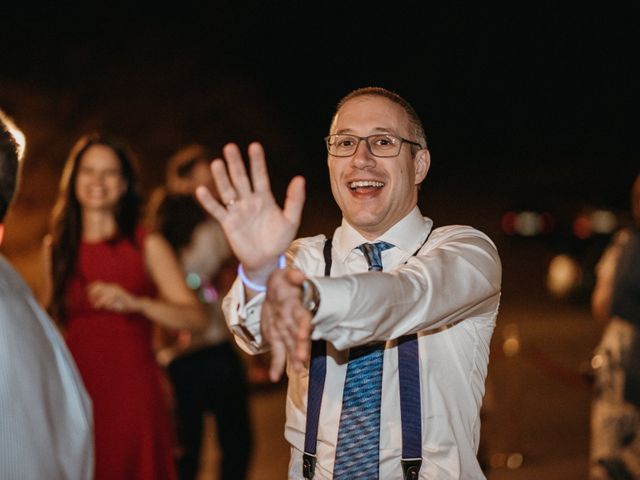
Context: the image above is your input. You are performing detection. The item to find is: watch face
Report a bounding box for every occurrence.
[302,280,319,315]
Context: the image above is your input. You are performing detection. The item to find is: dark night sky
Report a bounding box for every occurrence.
[0,3,637,236]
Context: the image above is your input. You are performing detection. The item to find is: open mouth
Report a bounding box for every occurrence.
[86,188,107,197]
[348,180,385,192]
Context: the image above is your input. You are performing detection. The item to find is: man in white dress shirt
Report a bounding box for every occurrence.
[196,87,501,479]
[0,114,94,479]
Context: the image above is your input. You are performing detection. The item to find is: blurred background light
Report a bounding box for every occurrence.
[546,254,582,299]
[501,210,554,237]
[502,323,521,357]
[590,209,618,234]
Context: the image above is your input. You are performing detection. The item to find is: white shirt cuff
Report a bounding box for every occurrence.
[225,278,268,354]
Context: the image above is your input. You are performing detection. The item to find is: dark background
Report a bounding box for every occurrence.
[0,3,637,239]
[0,5,637,476]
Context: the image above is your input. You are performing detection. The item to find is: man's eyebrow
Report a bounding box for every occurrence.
[333,127,396,135]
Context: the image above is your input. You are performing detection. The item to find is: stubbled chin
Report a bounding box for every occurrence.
[343,202,386,228]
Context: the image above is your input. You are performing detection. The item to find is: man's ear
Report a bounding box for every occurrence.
[414,149,431,185]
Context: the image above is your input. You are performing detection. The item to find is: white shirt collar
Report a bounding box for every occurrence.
[332,206,433,262]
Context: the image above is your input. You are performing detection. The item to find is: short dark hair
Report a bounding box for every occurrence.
[331,86,427,151]
[166,144,212,184]
[0,117,20,222]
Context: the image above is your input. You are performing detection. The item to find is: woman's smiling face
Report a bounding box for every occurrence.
[75,144,126,212]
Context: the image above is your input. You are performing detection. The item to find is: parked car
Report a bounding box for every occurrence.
[500,203,556,238]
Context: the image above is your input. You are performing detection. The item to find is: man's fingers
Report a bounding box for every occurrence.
[195,185,227,221]
[261,301,288,382]
[210,157,238,206]
[278,314,299,357]
[293,307,312,368]
[265,267,310,372]
[224,143,253,197]
[260,301,274,343]
[269,339,287,383]
[283,176,306,227]
[248,142,272,194]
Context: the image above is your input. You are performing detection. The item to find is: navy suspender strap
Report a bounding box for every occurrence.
[303,230,433,480]
[302,239,333,480]
[398,334,422,479]
[398,233,433,480]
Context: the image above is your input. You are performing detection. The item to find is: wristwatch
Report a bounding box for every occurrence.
[301,279,320,317]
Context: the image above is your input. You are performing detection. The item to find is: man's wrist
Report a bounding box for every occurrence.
[238,254,286,292]
[301,279,320,317]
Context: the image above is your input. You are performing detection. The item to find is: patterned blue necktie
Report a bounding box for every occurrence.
[333,241,393,479]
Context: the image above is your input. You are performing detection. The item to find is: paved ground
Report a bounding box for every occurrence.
[482,301,597,479]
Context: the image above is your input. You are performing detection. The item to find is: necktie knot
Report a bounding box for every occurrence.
[358,241,394,272]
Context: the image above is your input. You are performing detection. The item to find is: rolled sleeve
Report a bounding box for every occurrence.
[222,277,269,354]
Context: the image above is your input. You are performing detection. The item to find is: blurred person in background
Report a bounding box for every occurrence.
[0,113,93,479]
[149,144,253,480]
[40,133,207,480]
[590,172,640,479]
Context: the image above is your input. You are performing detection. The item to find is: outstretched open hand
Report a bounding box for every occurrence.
[195,142,305,274]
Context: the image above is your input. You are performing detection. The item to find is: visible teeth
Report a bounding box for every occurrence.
[349,180,384,188]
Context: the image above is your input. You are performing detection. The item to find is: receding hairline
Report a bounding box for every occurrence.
[330,87,427,149]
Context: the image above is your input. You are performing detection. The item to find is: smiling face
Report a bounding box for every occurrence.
[328,95,430,239]
[74,144,127,212]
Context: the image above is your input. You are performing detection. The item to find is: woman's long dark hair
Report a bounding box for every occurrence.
[48,133,141,323]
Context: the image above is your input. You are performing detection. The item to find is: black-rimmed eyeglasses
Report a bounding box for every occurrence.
[324,134,424,158]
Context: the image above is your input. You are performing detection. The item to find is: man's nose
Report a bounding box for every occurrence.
[351,139,376,168]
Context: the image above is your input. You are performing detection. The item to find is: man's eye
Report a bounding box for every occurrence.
[372,135,396,147]
[338,138,355,147]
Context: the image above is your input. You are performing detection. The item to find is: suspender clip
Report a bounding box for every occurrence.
[302,452,317,479]
[401,458,422,480]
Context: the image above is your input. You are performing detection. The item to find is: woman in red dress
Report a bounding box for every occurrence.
[41,133,207,480]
